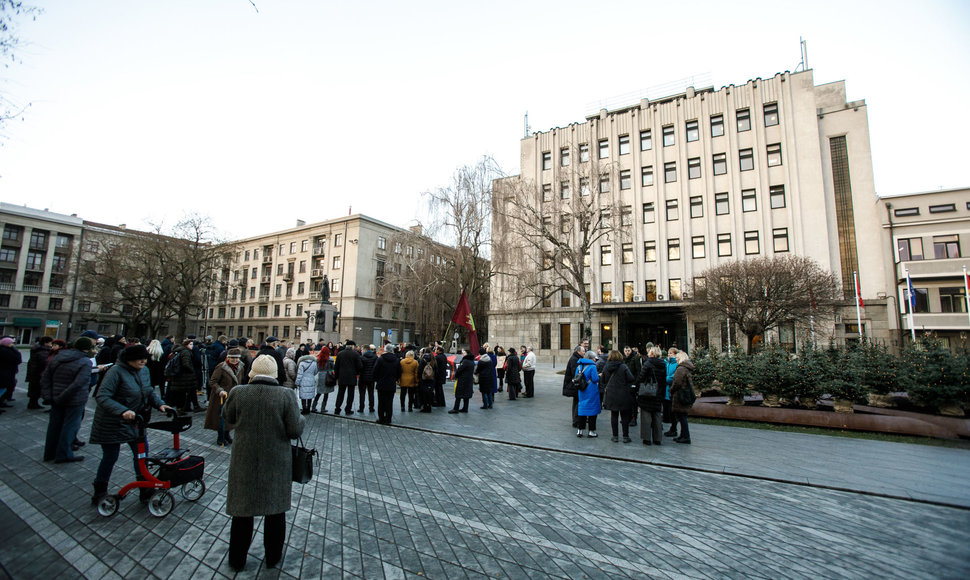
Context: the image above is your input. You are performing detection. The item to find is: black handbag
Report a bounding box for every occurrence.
[291,436,316,484]
[637,378,659,399]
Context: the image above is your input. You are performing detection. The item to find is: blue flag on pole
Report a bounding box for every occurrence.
[906,273,917,309]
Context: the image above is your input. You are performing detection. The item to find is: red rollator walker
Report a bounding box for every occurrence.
[97,409,206,518]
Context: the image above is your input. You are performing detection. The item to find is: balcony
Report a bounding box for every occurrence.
[53,244,72,255]
[312,245,326,256]
[0,282,13,291]
[257,293,270,302]
[260,275,272,284]
[0,258,16,268]
[262,255,273,264]
[24,264,45,272]
[283,273,293,281]
[897,257,970,280]
[2,235,22,246]
[49,286,67,295]
[28,240,47,250]
[310,269,324,278]
[22,285,42,293]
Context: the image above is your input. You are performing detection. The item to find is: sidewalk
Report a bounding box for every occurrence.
[354,365,970,509]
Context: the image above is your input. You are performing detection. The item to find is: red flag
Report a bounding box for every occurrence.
[854,272,865,308]
[451,291,479,354]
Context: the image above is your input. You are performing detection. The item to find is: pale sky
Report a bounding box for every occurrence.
[1,0,968,241]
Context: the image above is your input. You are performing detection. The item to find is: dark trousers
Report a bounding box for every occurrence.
[577,415,597,431]
[334,384,355,412]
[399,388,414,410]
[357,381,375,411]
[571,396,580,428]
[376,390,394,424]
[640,409,663,443]
[311,393,329,412]
[610,409,633,437]
[675,412,691,440]
[44,404,84,461]
[507,380,520,399]
[452,397,469,412]
[433,382,446,406]
[524,370,535,397]
[96,440,141,485]
[662,398,676,432]
[229,513,285,570]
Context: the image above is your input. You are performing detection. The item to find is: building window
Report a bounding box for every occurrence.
[25,251,44,270]
[598,139,609,159]
[693,277,707,300]
[897,237,924,261]
[664,162,676,183]
[641,166,654,186]
[558,323,570,349]
[711,114,724,137]
[244,250,250,261]
[667,238,681,260]
[690,196,703,218]
[744,231,760,255]
[22,296,38,309]
[766,143,783,166]
[904,287,929,314]
[0,248,15,264]
[712,152,727,176]
[894,207,919,217]
[301,240,309,252]
[645,280,657,302]
[331,277,341,293]
[2,225,22,242]
[289,241,296,254]
[600,245,612,266]
[78,300,91,312]
[579,143,590,162]
[642,202,655,224]
[0,294,9,307]
[669,279,683,300]
[691,236,705,259]
[49,297,63,310]
[664,199,680,222]
[621,281,633,302]
[377,237,386,251]
[715,192,730,215]
[394,242,402,254]
[769,185,786,209]
[599,174,610,193]
[940,287,968,313]
[685,120,699,143]
[687,157,701,180]
[560,216,570,234]
[929,204,956,214]
[580,177,590,196]
[742,189,757,212]
[29,230,48,249]
[600,282,612,303]
[933,235,960,259]
[542,183,552,201]
[764,102,779,126]
[583,251,590,267]
[258,306,268,317]
[275,284,282,297]
[561,288,571,308]
[279,244,285,256]
[333,255,342,269]
[773,228,789,253]
[718,233,732,257]
[662,125,675,147]
[619,170,631,190]
[542,286,551,307]
[298,281,305,294]
[334,233,343,247]
[621,205,633,226]
[739,148,754,171]
[277,263,284,276]
[644,241,657,262]
[560,182,570,199]
[737,108,751,132]
[542,151,552,170]
[622,243,634,264]
[273,305,281,316]
[640,130,652,151]
[618,134,630,155]
[560,147,570,167]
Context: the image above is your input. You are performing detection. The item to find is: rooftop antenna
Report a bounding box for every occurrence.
[524,111,531,138]
[348,206,352,215]
[796,37,809,71]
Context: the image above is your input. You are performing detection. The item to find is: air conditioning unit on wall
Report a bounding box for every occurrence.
[633,294,643,301]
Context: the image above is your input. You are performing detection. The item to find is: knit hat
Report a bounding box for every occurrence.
[249,354,278,379]
[227,339,239,347]
[73,337,95,351]
[120,344,150,361]
[0,337,14,347]
[80,329,101,339]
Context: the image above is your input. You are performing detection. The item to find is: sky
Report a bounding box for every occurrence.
[1,0,968,241]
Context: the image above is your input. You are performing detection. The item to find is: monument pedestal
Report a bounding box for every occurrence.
[301,302,340,345]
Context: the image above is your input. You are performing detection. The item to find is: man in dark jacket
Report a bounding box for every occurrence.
[26,336,53,409]
[333,340,362,415]
[357,345,378,413]
[41,337,95,463]
[258,337,287,385]
[433,346,448,406]
[372,344,402,424]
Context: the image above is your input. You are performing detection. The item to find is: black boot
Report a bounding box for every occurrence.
[91,482,108,506]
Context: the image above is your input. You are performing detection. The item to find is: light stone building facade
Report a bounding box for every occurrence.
[489,69,891,358]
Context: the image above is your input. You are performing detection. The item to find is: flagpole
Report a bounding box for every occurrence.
[906,268,916,342]
[726,306,731,356]
[964,265,970,328]
[854,271,864,341]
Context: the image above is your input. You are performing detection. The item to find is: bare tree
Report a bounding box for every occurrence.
[687,255,842,352]
[0,1,41,131]
[493,160,625,341]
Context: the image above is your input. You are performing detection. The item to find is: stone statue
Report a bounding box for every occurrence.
[320,275,331,304]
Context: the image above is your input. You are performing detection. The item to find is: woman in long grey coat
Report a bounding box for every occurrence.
[223,354,304,572]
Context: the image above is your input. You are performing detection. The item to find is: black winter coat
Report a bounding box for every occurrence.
[26,343,52,386]
[435,352,448,385]
[168,346,198,393]
[601,360,636,412]
[454,358,475,399]
[504,354,522,385]
[334,348,362,386]
[360,350,378,384]
[373,352,402,392]
[562,351,582,395]
[636,357,667,412]
[40,348,91,407]
[0,344,22,390]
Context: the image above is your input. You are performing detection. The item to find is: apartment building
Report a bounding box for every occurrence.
[204,215,453,347]
[879,188,970,348]
[489,69,889,356]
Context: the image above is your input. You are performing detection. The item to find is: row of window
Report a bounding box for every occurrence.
[893,202,969,217]
[903,286,968,314]
[542,145,783,200]
[540,103,781,169]
[221,302,308,320]
[540,278,704,308]
[0,294,67,310]
[592,229,789,266]
[896,234,961,261]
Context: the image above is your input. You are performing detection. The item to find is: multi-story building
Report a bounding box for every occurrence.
[204,214,456,347]
[490,69,890,356]
[878,188,970,349]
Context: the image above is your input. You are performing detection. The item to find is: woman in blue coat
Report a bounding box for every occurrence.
[474,347,496,409]
[89,344,171,505]
[574,356,600,437]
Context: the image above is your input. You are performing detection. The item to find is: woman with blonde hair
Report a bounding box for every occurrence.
[399,350,419,412]
[146,339,166,399]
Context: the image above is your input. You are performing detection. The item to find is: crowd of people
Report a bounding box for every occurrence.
[562,339,696,445]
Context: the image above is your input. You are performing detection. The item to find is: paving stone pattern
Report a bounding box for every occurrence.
[1,395,969,580]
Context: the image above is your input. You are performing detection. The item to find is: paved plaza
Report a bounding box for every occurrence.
[1,366,969,579]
